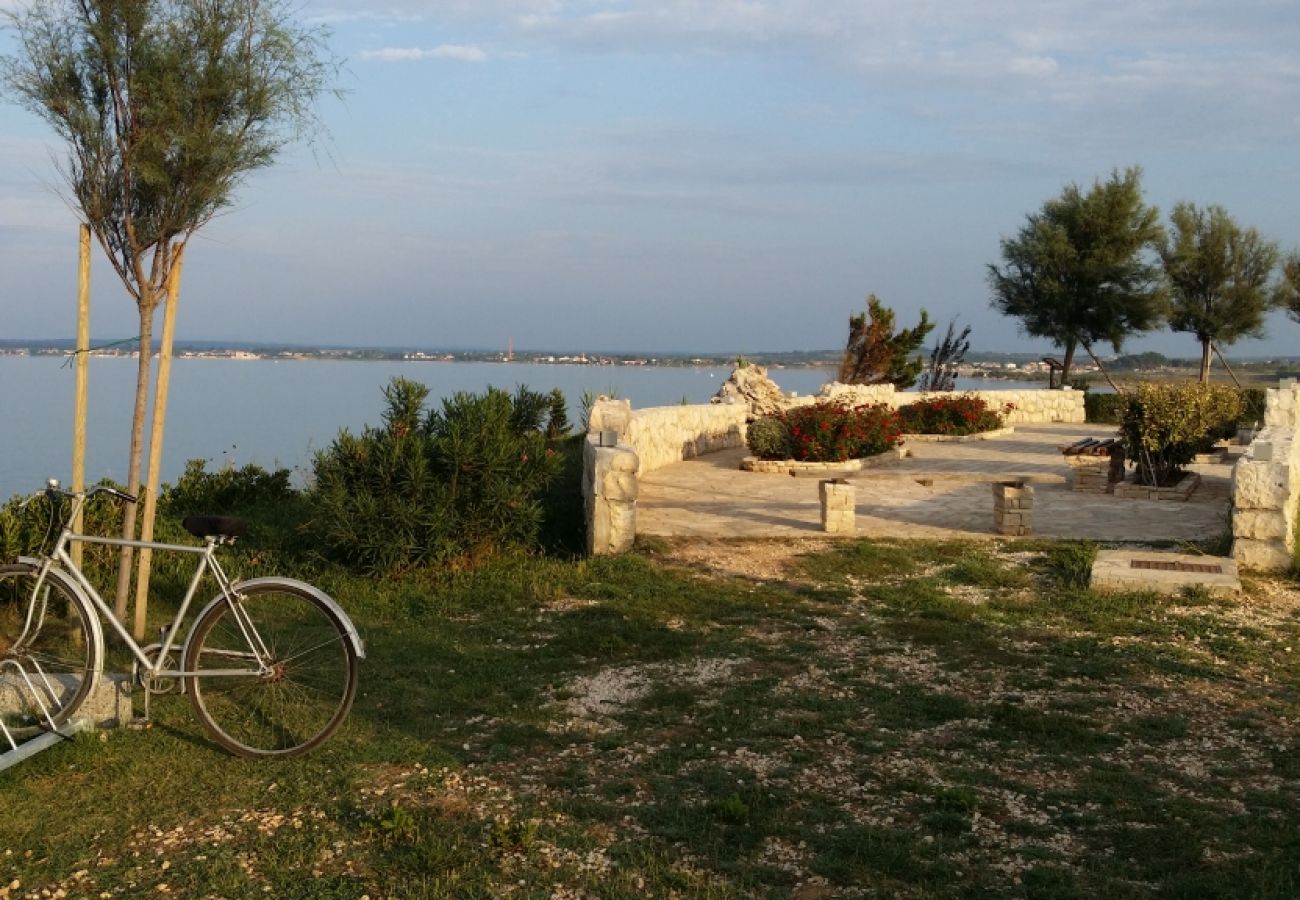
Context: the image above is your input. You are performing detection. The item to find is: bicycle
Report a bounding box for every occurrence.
[1,480,364,760]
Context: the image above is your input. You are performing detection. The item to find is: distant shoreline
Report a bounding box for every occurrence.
[5,342,1296,387]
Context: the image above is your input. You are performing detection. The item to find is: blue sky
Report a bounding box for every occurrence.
[2,0,1299,356]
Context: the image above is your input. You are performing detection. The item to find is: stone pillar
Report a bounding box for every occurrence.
[992,480,1033,536]
[819,478,856,534]
[583,435,639,555]
[1231,380,1300,571]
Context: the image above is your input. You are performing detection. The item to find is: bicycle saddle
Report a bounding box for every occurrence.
[182,515,249,541]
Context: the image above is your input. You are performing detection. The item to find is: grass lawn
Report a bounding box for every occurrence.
[2,537,1299,898]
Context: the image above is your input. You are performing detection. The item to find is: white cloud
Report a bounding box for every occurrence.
[319,0,1300,117]
[358,43,488,62]
[1007,56,1058,78]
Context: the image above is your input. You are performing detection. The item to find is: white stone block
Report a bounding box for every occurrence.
[1232,538,1294,572]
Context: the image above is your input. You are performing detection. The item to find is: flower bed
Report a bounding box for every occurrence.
[897,394,1009,437]
[747,401,903,463]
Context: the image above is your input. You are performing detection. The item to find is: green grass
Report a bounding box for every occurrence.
[3,536,1300,898]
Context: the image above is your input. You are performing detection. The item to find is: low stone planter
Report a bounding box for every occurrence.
[1064,454,1125,493]
[741,445,907,474]
[1191,448,1230,465]
[900,426,1015,443]
[1114,471,1201,501]
[992,480,1033,536]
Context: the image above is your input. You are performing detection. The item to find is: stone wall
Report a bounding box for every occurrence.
[1232,380,1300,571]
[583,435,639,556]
[621,403,748,475]
[581,399,746,553]
[811,382,1086,424]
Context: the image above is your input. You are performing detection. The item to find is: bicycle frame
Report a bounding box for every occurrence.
[28,492,270,683]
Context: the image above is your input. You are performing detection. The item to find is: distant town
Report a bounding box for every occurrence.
[2,340,1297,384]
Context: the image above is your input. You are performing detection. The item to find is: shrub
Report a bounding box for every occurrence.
[780,402,902,462]
[308,378,564,575]
[161,460,295,516]
[746,416,793,460]
[1084,392,1125,425]
[1119,383,1244,487]
[0,482,129,578]
[898,394,1004,436]
[1236,387,1267,430]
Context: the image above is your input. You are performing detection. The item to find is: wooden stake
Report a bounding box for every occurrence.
[71,224,92,568]
[1212,344,1244,389]
[132,244,185,642]
[1082,342,1124,394]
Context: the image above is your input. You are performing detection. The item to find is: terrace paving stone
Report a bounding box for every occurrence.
[636,423,1232,542]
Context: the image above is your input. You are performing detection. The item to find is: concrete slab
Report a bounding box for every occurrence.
[1089,550,1241,597]
[637,424,1233,543]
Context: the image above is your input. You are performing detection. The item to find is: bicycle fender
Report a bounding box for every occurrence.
[15,556,107,675]
[187,577,366,660]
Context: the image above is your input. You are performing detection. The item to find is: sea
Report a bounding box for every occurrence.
[0,355,1045,500]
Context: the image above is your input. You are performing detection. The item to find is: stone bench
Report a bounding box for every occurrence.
[1061,437,1125,493]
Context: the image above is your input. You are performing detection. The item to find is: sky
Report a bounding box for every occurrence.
[1,0,1299,356]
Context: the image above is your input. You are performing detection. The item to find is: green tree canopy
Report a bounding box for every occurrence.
[837,294,933,389]
[1159,203,1280,382]
[987,167,1166,385]
[1280,252,1300,325]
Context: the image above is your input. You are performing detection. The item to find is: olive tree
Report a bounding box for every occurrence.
[1160,203,1280,382]
[2,0,336,615]
[987,167,1166,386]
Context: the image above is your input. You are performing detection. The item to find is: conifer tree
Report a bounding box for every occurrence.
[837,294,934,389]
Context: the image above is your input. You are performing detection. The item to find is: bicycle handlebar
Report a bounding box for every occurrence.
[42,479,138,505]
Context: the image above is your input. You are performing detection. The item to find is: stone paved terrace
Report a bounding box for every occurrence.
[636,423,1234,542]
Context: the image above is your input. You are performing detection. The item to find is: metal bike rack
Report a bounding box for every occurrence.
[0,658,92,772]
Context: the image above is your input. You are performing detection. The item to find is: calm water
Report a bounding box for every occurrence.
[0,355,1043,499]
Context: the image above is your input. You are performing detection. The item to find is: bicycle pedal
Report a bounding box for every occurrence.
[127,717,153,731]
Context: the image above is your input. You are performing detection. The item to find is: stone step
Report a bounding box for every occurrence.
[1089,550,1240,597]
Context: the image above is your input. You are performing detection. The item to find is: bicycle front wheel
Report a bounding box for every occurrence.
[183,581,358,758]
[0,563,101,745]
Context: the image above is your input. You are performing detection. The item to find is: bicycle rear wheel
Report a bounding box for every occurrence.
[0,563,101,746]
[183,580,358,758]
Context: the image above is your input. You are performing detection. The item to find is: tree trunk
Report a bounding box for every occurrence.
[1199,338,1212,384]
[133,246,185,641]
[1059,341,1077,387]
[113,301,157,619]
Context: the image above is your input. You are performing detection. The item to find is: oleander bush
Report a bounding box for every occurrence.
[898,394,1005,436]
[746,415,793,460]
[1119,383,1244,487]
[161,460,295,516]
[776,402,902,462]
[308,378,565,575]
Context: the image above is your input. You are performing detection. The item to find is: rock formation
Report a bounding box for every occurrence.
[711,364,787,418]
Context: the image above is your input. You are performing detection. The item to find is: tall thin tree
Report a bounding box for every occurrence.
[3,0,337,621]
[1159,203,1280,383]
